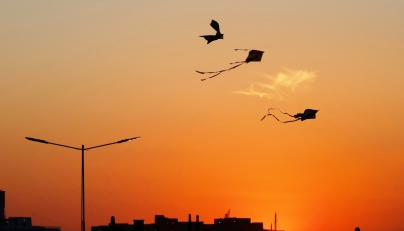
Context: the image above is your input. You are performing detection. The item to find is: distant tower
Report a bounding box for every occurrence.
[0,190,5,220]
[224,209,230,218]
[109,216,116,231]
[195,215,199,231]
[355,227,360,231]
[270,212,284,231]
[188,214,192,231]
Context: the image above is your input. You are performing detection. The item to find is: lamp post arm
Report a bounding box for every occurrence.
[85,136,140,151]
[25,137,81,150]
[48,142,82,150]
[84,142,118,151]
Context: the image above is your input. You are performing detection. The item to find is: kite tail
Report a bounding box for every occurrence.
[261,113,280,122]
[261,113,300,123]
[196,70,220,74]
[229,61,246,65]
[268,108,295,118]
[231,49,253,64]
[196,63,244,81]
[201,72,222,81]
[281,118,301,123]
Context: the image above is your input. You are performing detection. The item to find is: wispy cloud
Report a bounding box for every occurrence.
[234,69,317,100]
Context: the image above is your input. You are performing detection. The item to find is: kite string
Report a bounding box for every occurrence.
[231,49,251,64]
[201,72,222,81]
[261,113,282,122]
[261,113,300,123]
[196,62,244,74]
[198,63,244,81]
[196,48,255,81]
[280,118,300,123]
[268,108,295,118]
[229,61,245,65]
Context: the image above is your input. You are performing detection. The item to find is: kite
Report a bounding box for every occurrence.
[200,20,224,44]
[261,108,318,123]
[196,49,264,81]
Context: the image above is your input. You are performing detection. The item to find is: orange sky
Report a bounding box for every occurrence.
[1,1,404,231]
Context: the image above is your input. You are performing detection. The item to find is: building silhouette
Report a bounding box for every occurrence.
[0,190,60,231]
[0,191,5,221]
[92,214,266,231]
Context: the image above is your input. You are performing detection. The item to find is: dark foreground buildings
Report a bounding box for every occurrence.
[92,214,266,231]
[0,190,61,231]
[0,191,4,221]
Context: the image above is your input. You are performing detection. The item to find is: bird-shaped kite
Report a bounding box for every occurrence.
[200,20,224,44]
[196,49,264,81]
[261,108,318,123]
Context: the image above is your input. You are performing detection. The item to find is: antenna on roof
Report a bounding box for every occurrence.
[224,209,230,218]
[270,213,285,231]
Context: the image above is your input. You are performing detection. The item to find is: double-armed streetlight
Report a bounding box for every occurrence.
[25,136,141,231]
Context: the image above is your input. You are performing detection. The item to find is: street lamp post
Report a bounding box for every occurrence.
[25,136,141,231]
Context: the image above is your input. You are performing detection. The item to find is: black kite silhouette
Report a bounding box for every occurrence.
[200,20,224,44]
[196,49,264,81]
[261,108,318,123]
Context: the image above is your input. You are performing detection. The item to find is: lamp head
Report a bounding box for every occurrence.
[25,137,49,144]
[116,136,141,143]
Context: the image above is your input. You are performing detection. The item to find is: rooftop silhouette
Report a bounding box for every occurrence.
[92,214,280,231]
[0,190,60,231]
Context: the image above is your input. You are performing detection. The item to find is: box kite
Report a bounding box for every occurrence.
[196,49,264,81]
[261,108,318,123]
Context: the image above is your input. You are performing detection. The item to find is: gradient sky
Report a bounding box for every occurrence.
[1,1,404,231]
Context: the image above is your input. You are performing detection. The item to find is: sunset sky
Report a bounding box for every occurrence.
[1,1,404,231]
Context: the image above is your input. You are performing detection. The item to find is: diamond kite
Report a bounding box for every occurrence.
[196,49,264,81]
[261,108,318,123]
